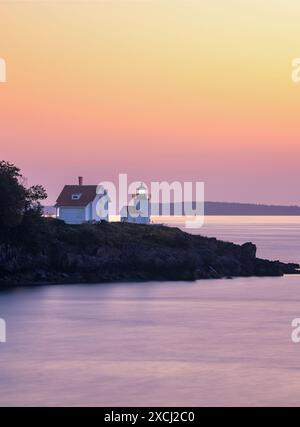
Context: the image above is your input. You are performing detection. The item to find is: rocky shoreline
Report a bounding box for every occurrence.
[0,220,299,287]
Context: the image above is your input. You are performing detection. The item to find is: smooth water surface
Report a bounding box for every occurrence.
[0,216,300,406]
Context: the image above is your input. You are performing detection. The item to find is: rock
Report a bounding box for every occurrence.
[241,242,257,259]
[0,220,299,286]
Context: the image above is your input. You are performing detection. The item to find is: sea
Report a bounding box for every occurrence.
[0,216,300,407]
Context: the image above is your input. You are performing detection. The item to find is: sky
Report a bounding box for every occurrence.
[0,0,300,205]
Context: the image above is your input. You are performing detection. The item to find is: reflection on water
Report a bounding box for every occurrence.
[0,217,300,406]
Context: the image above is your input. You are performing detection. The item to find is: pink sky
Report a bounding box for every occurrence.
[0,1,299,205]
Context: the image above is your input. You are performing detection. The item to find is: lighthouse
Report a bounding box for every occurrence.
[120,183,151,224]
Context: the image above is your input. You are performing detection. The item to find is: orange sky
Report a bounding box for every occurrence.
[0,0,300,204]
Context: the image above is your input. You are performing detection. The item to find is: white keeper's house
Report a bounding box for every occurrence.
[56,177,109,224]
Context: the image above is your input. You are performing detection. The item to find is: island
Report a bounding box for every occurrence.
[0,220,298,286]
[0,160,299,287]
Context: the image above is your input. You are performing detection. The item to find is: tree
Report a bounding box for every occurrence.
[0,160,47,233]
[25,184,48,215]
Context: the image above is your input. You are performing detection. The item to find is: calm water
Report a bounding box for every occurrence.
[0,216,300,407]
[154,215,300,263]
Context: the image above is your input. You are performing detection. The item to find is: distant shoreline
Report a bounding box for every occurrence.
[202,202,300,216]
[44,202,300,217]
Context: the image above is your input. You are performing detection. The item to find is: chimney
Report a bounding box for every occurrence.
[78,176,83,186]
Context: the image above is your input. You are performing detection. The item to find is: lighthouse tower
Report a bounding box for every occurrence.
[134,183,151,223]
[120,183,151,224]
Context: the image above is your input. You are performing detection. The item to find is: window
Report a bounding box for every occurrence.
[71,193,82,200]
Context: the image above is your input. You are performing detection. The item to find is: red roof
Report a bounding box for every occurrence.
[56,185,98,207]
